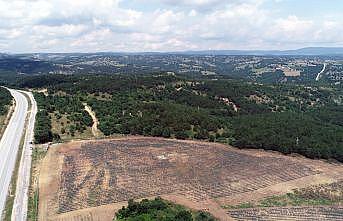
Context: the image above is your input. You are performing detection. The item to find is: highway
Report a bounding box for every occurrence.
[0,89,29,220]
[315,63,326,81]
[12,91,37,221]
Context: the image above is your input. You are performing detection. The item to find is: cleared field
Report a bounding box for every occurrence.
[39,137,343,221]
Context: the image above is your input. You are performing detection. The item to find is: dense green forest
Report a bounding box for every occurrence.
[0,87,11,115]
[115,198,216,221]
[5,73,342,162]
[232,112,343,161]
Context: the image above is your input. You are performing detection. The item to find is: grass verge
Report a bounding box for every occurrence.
[224,191,342,210]
[27,147,46,221]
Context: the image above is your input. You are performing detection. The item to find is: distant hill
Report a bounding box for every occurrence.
[282,47,343,55]
[177,47,343,56]
[1,47,343,58]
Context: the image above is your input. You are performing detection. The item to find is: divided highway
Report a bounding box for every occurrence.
[0,89,36,221]
[12,91,37,221]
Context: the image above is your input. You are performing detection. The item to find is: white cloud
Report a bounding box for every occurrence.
[161,0,263,8]
[269,16,314,42]
[32,24,88,37]
[0,29,22,39]
[189,9,197,17]
[0,0,342,52]
[162,0,223,7]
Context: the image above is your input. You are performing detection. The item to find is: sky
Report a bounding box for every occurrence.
[0,0,343,53]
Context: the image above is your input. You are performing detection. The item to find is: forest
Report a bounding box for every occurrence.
[4,73,342,162]
[232,112,343,161]
[115,198,216,221]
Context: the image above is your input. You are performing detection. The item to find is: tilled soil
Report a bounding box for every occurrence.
[39,137,343,221]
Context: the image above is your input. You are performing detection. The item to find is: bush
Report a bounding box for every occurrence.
[115,198,217,221]
[175,131,189,140]
[194,211,217,221]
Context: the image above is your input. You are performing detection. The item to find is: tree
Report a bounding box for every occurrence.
[151,126,163,137]
[175,131,188,140]
[194,211,216,221]
[162,128,171,138]
[175,210,192,221]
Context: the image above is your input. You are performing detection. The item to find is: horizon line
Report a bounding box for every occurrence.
[2,46,343,55]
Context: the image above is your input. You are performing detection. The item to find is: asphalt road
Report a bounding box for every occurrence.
[0,89,29,220]
[315,63,326,81]
[12,91,37,221]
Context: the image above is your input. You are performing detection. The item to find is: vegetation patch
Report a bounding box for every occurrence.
[232,112,343,161]
[27,147,46,221]
[115,198,217,221]
[0,87,12,133]
[226,181,343,209]
[34,92,93,143]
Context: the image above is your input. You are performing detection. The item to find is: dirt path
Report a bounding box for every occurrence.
[316,63,326,81]
[220,98,238,112]
[83,103,101,138]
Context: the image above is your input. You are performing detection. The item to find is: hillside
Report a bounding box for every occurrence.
[8,73,342,162]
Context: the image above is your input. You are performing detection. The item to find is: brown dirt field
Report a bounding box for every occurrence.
[39,137,343,221]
